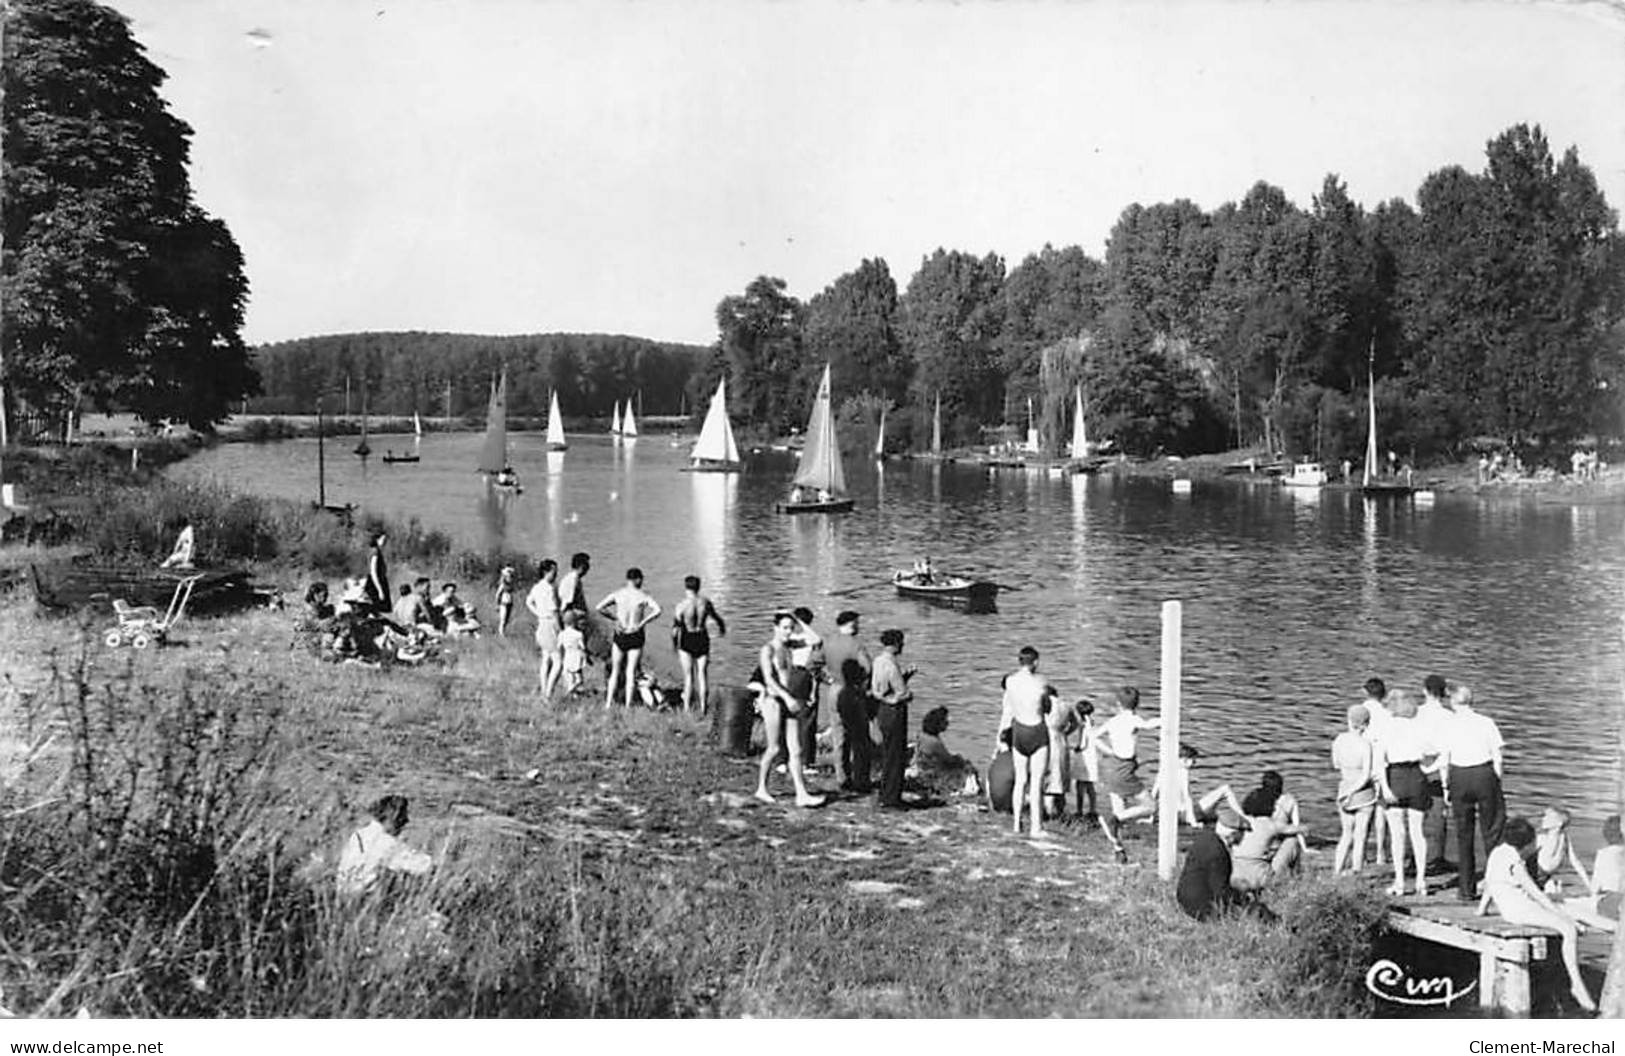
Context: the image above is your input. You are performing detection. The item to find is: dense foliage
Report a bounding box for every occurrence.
[250,331,708,419]
[713,125,1623,461]
[1,0,257,432]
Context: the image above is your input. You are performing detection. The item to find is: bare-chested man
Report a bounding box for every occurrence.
[997,646,1056,840]
[754,612,826,807]
[671,575,726,714]
[596,567,661,710]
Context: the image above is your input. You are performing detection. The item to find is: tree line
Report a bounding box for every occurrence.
[710,124,1624,463]
[250,332,708,420]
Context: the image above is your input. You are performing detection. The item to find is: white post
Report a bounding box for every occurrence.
[1157,600,1184,881]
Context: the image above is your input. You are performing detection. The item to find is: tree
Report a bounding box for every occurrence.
[714,276,805,434]
[801,258,908,406]
[900,249,1005,443]
[1399,125,1625,457]
[2,0,257,431]
[998,244,1104,445]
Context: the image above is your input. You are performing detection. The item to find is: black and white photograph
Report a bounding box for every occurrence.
[3,0,1625,1040]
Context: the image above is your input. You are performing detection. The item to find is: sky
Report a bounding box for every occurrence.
[114,0,1625,349]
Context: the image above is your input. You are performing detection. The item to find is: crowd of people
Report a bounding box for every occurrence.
[290,536,1619,1012]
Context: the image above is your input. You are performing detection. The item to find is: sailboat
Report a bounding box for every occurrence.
[545,391,568,452]
[684,379,742,473]
[622,399,639,440]
[610,401,623,437]
[1068,386,1104,474]
[384,410,423,463]
[1361,356,1415,496]
[874,404,887,461]
[353,387,371,458]
[777,365,853,514]
[477,372,522,493]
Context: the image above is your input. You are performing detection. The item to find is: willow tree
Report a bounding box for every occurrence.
[2,0,256,433]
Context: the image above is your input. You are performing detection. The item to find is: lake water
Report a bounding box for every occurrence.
[172,430,1625,844]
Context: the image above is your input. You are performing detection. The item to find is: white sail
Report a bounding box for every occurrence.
[476,373,509,473]
[792,365,846,495]
[1069,386,1087,459]
[413,410,423,438]
[610,401,622,436]
[691,380,741,467]
[546,390,568,450]
[623,400,639,438]
[875,404,887,458]
[1025,397,1039,453]
[931,393,942,456]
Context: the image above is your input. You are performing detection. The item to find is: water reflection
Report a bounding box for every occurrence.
[688,472,737,599]
[476,486,507,553]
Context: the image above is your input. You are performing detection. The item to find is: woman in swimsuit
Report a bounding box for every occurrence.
[754,612,826,808]
[1332,703,1379,875]
[1478,817,1596,1011]
[671,575,726,714]
[997,646,1055,840]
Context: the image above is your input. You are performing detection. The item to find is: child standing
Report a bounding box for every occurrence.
[494,566,516,636]
[558,610,588,695]
[1071,699,1100,821]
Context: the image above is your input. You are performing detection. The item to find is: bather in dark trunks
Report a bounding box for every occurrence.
[613,628,646,652]
[677,629,710,657]
[1011,720,1048,757]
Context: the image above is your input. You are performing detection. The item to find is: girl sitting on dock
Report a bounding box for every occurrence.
[1478,817,1596,1012]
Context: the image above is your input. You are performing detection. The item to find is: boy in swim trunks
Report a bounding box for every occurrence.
[671,575,726,714]
[597,567,662,710]
[996,646,1056,839]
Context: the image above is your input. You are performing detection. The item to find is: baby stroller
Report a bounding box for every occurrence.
[104,573,205,649]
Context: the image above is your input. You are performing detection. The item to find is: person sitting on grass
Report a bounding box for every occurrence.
[336,794,435,897]
[301,582,335,623]
[433,582,480,637]
[912,705,981,798]
[1478,817,1596,1012]
[159,518,195,569]
[1230,773,1307,893]
[392,583,437,637]
[1176,805,1277,923]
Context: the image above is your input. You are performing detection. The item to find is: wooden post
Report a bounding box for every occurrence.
[1157,600,1183,881]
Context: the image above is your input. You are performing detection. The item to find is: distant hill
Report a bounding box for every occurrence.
[250,331,710,418]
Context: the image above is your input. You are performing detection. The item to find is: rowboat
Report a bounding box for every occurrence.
[892,571,998,613]
[31,560,258,614]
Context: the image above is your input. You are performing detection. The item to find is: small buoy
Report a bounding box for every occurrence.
[608,490,618,502]
[1172,479,1193,494]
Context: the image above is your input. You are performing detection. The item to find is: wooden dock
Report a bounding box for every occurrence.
[1384,889,1613,1015]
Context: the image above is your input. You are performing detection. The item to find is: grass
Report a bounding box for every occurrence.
[0,597,1391,1018]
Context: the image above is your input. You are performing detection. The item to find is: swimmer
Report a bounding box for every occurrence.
[996,646,1055,839]
[754,612,825,808]
[671,575,726,714]
[597,567,662,710]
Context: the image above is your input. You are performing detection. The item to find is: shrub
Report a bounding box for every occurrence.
[1267,875,1389,1016]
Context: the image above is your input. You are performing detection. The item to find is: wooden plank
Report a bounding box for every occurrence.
[1385,911,1537,962]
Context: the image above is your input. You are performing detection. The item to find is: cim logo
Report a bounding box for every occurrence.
[1365,958,1477,1007]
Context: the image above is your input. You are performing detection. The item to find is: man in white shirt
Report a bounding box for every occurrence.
[1419,675,1454,875]
[1440,684,1505,900]
[336,794,434,896]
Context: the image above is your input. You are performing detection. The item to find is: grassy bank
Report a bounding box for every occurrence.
[0,598,1392,1017]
